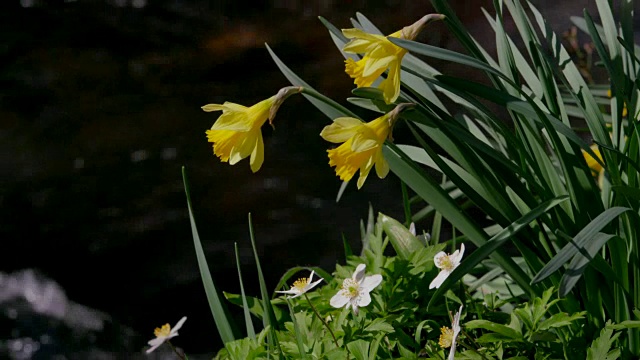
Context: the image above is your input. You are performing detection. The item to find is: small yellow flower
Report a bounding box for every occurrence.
[203,86,301,172]
[275,271,323,298]
[439,305,463,360]
[438,326,454,348]
[146,316,187,354]
[320,104,411,189]
[342,14,444,104]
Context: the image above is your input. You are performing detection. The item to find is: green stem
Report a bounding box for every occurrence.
[167,340,186,360]
[304,293,340,350]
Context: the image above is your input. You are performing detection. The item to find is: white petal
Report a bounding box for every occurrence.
[353,264,367,282]
[454,243,465,263]
[433,251,447,269]
[147,337,165,347]
[429,270,450,289]
[146,341,164,354]
[330,292,350,308]
[173,316,187,332]
[360,274,382,292]
[287,292,305,299]
[305,278,324,292]
[409,222,416,236]
[275,289,299,295]
[357,290,372,307]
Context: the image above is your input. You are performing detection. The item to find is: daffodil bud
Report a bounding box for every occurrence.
[269,86,303,126]
[401,13,446,41]
[379,212,424,260]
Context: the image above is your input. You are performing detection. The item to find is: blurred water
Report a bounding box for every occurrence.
[0,0,606,357]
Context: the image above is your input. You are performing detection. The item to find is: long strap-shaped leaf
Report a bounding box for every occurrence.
[383,143,536,297]
[532,207,631,284]
[427,195,569,309]
[182,166,236,344]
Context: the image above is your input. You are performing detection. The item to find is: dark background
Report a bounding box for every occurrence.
[0,0,602,358]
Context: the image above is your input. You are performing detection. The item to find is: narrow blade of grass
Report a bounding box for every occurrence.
[234,242,256,340]
[182,166,236,344]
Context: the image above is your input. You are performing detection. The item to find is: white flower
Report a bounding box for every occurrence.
[438,305,463,360]
[275,271,323,298]
[330,264,382,315]
[429,243,465,289]
[146,316,187,354]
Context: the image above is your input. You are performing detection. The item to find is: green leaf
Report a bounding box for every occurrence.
[182,166,236,344]
[428,196,568,308]
[532,207,631,284]
[465,320,523,339]
[234,243,256,340]
[265,44,358,120]
[364,318,395,334]
[347,339,370,360]
[247,213,282,353]
[538,312,586,331]
[388,37,505,79]
[559,233,616,296]
[587,322,622,360]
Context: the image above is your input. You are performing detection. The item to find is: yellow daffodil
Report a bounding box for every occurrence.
[342,14,444,104]
[320,104,412,189]
[203,86,301,172]
[582,143,607,189]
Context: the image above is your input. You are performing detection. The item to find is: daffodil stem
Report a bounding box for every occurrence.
[167,340,186,360]
[303,293,340,349]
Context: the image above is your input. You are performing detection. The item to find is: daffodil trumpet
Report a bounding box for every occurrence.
[342,13,445,104]
[203,86,302,172]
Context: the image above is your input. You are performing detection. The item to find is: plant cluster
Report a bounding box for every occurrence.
[146,0,640,358]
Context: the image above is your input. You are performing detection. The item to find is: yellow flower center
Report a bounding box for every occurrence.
[292,277,309,291]
[436,255,455,271]
[342,278,359,297]
[154,324,171,338]
[438,326,454,348]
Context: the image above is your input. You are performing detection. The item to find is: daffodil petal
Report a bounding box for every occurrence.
[320,117,363,143]
[381,60,402,104]
[211,112,254,131]
[250,132,264,173]
[356,170,370,189]
[343,38,376,53]
[374,152,389,178]
[342,28,384,42]
[362,55,395,77]
[201,103,226,112]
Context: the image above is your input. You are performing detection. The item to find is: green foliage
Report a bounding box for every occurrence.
[185,0,640,358]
